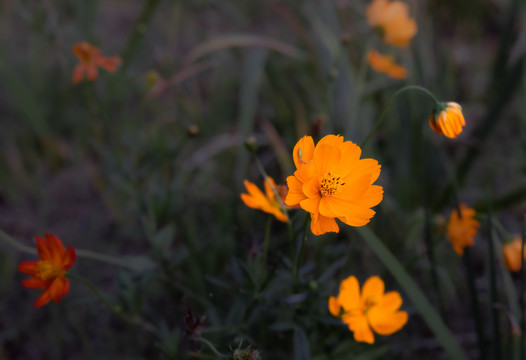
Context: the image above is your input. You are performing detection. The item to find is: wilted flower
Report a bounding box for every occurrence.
[447,204,479,255]
[285,135,383,235]
[366,0,417,47]
[329,275,408,344]
[367,50,407,79]
[428,102,466,139]
[18,234,76,307]
[241,177,288,222]
[72,42,121,84]
[502,237,526,272]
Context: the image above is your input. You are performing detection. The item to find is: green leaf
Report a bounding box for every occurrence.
[356,226,467,360]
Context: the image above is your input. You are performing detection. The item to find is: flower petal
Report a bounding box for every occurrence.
[361,276,385,303]
[343,313,375,344]
[22,277,50,289]
[293,136,315,169]
[377,291,403,312]
[33,288,53,307]
[338,276,361,312]
[368,308,408,335]
[18,261,39,275]
[310,214,338,235]
[328,296,341,317]
[300,197,320,215]
[35,236,53,262]
[285,176,307,206]
[314,144,341,176]
[62,247,77,270]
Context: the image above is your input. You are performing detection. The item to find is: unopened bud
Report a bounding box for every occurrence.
[244,136,258,153]
[187,124,199,137]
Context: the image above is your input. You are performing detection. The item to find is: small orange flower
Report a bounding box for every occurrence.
[502,237,526,272]
[241,177,288,222]
[428,102,466,139]
[367,50,407,79]
[285,135,383,235]
[18,233,76,307]
[366,0,417,47]
[329,276,408,344]
[447,204,479,255]
[72,42,121,84]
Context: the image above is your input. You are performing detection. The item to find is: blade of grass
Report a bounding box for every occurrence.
[356,226,467,360]
[486,192,500,358]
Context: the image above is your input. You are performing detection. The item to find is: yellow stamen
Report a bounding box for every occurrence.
[35,261,64,280]
[320,172,345,197]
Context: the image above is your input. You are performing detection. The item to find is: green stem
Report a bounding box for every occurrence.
[486,191,500,358]
[120,0,162,70]
[190,337,229,358]
[293,214,309,286]
[463,248,486,360]
[67,273,157,334]
[262,216,272,271]
[0,229,142,271]
[520,213,526,360]
[356,226,467,360]
[360,85,440,148]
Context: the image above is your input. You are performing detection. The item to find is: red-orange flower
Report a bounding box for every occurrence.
[502,237,526,272]
[72,42,121,84]
[241,177,288,222]
[366,0,417,47]
[428,102,466,139]
[329,276,408,344]
[285,135,383,235]
[18,233,76,307]
[367,50,407,79]
[446,204,479,255]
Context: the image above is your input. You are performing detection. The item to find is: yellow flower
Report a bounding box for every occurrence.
[241,177,288,222]
[329,276,408,344]
[285,135,383,236]
[428,102,466,139]
[367,50,407,79]
[502,237,526,272]
[447,204,479,255]
[366,0,417,47]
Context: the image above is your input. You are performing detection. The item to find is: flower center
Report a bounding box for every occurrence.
[35,261,64,280]
[363,297,378,314]
[320,172,345,197]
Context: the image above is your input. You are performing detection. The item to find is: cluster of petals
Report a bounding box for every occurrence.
[329,276,408,344]
[446,204,479,255]
[428,102,466,139]
[285,135,383,235]
[502,236,526,272]
[367,50,407,79]
[18,233,76,307]
[366,0,417,47]
[72,42,121,84]
[241,177,288,222]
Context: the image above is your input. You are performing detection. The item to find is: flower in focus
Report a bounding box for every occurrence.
[367,50,407,79]
[447,204,479,255]
[502,237,526,272]
[428,102,466,139]
[72,42,121,84]
[285,135,383,235]
[329,275,408,344]
[241,177,288,222]
[366,0,417,47]
[18,233,76,307]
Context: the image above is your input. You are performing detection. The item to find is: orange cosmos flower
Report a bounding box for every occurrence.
[367,50,407,79]
[428,102,466,139]
[446,204,479,255]
[241,177,288,222]
[72,42,121,84]
[18,233,76,307]
[366,0,417,47]
[502,237,526,272]
[285,135,383,235]
[329,275,408,344]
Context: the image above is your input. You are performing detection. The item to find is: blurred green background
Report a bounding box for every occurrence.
[0,0,525,359]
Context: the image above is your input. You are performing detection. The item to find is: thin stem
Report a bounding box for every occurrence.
[190,337,229,358]
[262,216,272,271]
[463,248,486,360]
[293,214,309,286]
[361,85,440,148]
[486,190,500,358]
[520,213,526,360]
[0,229,144,271]
[67,273,157,334]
